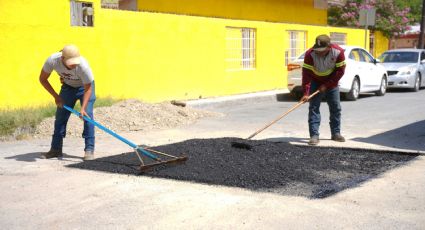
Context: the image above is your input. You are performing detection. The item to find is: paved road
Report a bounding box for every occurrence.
[190,88,425,153]
[0,88,424,229]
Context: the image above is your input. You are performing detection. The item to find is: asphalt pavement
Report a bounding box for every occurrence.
[1,88,424,229]
[188,88,425,153]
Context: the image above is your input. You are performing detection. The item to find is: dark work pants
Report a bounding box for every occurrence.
[308,81,341,137]
[51,82,96,152]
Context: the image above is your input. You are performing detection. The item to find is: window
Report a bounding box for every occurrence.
[314,0,328,9]
[225,27,256,71]
[101,0,119,9]
[360,50,374,63]
[71,1,94,27]
[286,31,306,65]
[101,0,138,11]
[380,52,418,63]
[351,49,373,63]
[349,49,361,62]
[330,32,347,45]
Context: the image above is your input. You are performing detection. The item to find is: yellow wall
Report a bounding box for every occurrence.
[138,0,327,26]
[0,0,373,109]
[374,31,389,58]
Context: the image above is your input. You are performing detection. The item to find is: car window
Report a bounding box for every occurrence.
[360,50,374,63]
[380,52,418,63]
[356,50,366,62]
[421,52,425,61]
[350,49,367,62]
[349,50,361,62]
[358,51,366,62]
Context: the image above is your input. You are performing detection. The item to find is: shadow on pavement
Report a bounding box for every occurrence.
[275,92,377,103]
[353,120,425,152]
[387,88,419,93]
[276,93,297,102]
[4,152,44,162]
[5,152,82,162]
[66,137,418,199]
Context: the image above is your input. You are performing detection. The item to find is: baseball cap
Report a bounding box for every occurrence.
[62,44,81,66]
[313,34,331,52]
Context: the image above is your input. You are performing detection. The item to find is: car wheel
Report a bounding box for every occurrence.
[345,78,360,101]
[375,76,387,96]
[412,74,420,92]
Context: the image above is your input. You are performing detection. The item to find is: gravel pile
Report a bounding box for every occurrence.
[68,137,418,199]
[33,99,222,138]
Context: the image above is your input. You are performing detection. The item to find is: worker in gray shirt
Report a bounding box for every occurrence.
[39,44,96,160]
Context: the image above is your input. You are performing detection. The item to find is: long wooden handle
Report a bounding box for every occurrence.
[247,90,320,140]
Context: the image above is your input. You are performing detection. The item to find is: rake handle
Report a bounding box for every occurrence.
[62,105,159,161]
[247,90,320,140]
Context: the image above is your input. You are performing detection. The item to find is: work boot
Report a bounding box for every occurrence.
[83,151,94,161]
[331,134,346,142]
[308,136,319,146]
[41,149,63,159]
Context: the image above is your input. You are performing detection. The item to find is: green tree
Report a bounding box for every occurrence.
[394,0,422,23]
[328,0,415,38]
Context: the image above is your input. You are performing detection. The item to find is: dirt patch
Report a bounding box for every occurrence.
[67,137,418,199]
[33,99,222,138]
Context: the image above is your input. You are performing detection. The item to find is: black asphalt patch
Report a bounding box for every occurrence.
[67,138,418,199]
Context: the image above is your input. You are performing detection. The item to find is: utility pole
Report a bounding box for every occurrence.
[418,0,425,49]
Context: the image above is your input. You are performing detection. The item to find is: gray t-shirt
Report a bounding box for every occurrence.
[43,52,94,88]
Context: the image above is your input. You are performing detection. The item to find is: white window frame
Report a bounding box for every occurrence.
[101,0,138,11]
[286,30,307,65]
[226,27,256,71]
[71,1,94,27]
[330,32,347,45]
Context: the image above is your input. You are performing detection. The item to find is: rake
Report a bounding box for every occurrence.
[231,90,320,150]
[63,105,187,172]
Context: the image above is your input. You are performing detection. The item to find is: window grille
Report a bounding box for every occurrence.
[101,0,119,9]
[226,27,256,71]
[330,32,347,45]
[101,0,138,11]
[71,1,94,27]
[286,31,306,65]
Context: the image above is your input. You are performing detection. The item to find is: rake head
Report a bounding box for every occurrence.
[135,147,188,173]
[139,155,188,172]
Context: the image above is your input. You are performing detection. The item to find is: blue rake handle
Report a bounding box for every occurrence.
[63,105,159,161]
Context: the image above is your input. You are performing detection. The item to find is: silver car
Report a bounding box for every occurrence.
[379,49,425,91]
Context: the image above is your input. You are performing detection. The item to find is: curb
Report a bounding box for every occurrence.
[185,89,290,108]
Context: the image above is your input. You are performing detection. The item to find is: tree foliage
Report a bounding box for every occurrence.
[328,0,418,38]
[394,0,422,23]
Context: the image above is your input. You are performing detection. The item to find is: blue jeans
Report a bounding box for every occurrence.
[51,82,96,152]
[308,81,341,137]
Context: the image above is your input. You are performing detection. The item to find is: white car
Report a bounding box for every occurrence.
[287,46,388,100]
[378,49,425,91]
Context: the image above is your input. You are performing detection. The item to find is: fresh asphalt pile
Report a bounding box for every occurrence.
[67,137,418,199]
